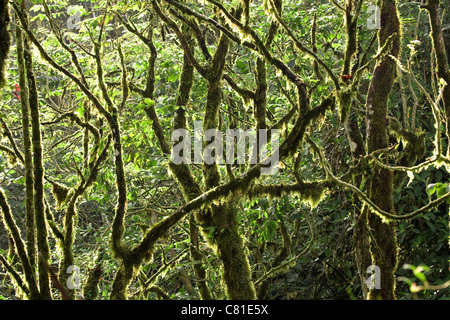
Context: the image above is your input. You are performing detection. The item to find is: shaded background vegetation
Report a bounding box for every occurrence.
[0,0,449,300]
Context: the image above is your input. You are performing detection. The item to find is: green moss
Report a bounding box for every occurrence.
[4,149,17,166]
[364,0,400,300]
[83,248,105,300]
[49,179,72,208]
[110,262,136,300]
[0,0,11,88]
[338,88,353,124]
[0,188,40,299]
[300,184,326,208]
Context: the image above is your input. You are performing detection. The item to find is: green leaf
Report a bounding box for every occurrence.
[205,226,216,239]
[436,183,449,197]
[144,98,155,107]
[413,265,429,282]
[76,106,85,117]
[425,220,436,233]
[426,185,435,196]
[426,182,449,198]
[137,103,147,110]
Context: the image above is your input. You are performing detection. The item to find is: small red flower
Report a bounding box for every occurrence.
[13,84,21,100]
[339,74,353,82]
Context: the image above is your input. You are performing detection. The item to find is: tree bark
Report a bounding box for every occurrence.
[16,18,36,269]
[0,0,10,88]
[422,0,450,155]
[364,0,401,300]
[25,33,52,300]
[198,33,256,299]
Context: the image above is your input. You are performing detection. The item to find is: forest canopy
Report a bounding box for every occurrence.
[0,0,449,300]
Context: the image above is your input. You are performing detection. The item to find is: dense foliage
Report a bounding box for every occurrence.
[0,0,449,300]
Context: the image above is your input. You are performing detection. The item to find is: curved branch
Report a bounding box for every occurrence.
[0,253,30,296]
[267,0,340,90]
[151,0,208,77]
[309,137,450,221]
[12,1,112,124]
[42,0,89,87]
[0,116,24,164]
[0,189,40,299]
[163,0,252,50]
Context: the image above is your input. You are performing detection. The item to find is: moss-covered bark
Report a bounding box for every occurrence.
[83,248,105,300]
[364,0,401,300]
[200,32,256,300]
[108,114,134,299]
[339,0,372,300]
[110,261,135,300]
[204,205,256,299]
[173,29,213,299]
[15,20,35,267]
[0,0,10,88]
[0,189,40,299]
[422,0,450,155]
[59,197,83,299]
[153,1,258,299]
[25,30,52,300]
[89,25,132,297]
[134,17,213,299]
[254,57,267,131]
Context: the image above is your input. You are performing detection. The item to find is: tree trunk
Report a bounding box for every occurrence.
[25,34,51,300]
[199,33,256,300]
[422,0,450,155]
[0,0,10,88]
[364,0,401,300]
[16,19,36,269]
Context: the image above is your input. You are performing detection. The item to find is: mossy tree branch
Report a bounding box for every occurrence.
[266,0,340,91]
[14,0,134,300]
[0,116,24,165]
[6,1,337,296]
[0,189,40,299]
[362,0,401,300]
[57,135,111,299]
[166,0,309,114]
[83,248,105,300]
[172,22,213,300]
[113,8,210,299]
[0,253,30,296]
[206,0,306,88]
[168,8,212,61]
[21,9,52,297]
[421,0,450,155]
[151,0,208,77]
[41,0,89,88]
[9,0,433,302]
[15,16,36,271]
[160,2,258,299]
[42,111,101,164]
[0,0,10,88]
[339,0,368,298]
[162,0,254,50]
[307,136,450,223]
[116,11,172,156]
[12,1,112,124]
